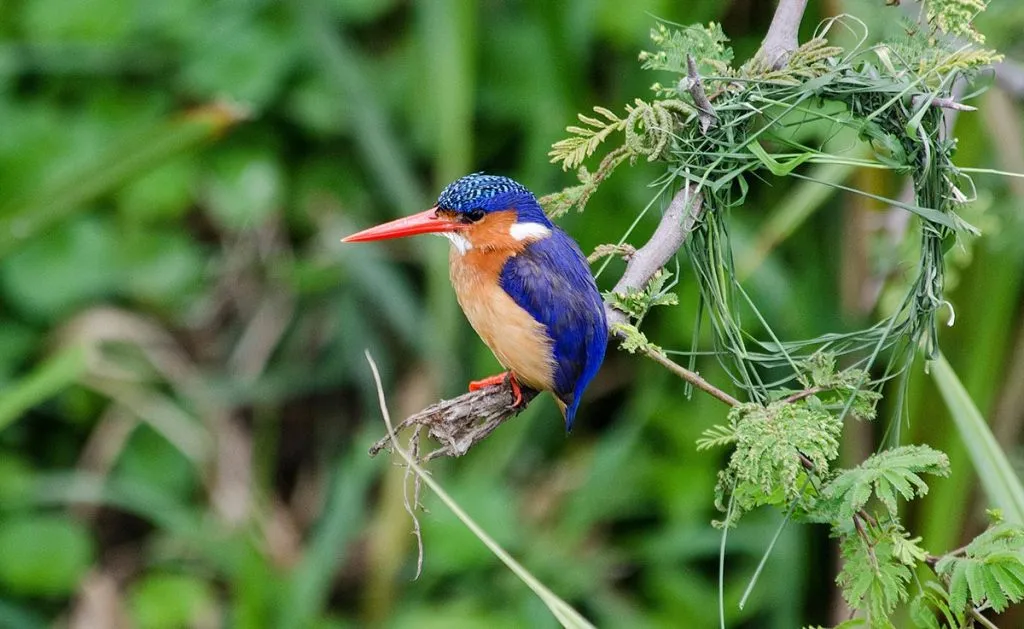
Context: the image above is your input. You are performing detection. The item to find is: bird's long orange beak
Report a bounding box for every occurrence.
[341,207,461,243]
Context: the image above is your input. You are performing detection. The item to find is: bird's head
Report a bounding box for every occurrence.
[342,173,553,254]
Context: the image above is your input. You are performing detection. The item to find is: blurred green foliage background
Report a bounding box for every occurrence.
[1,0,1023,627]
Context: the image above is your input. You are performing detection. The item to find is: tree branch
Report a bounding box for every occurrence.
[757,0,809,70]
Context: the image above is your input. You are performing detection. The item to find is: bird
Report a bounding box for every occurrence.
[342,173,607,431]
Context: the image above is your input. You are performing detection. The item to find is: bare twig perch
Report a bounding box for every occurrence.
[369,383,540,460]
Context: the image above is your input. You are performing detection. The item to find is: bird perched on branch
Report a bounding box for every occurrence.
[343,173,607,430]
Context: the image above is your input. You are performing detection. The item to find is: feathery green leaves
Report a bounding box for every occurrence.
[817,446,950,523]
[603,268,678,324]
[638,22,733,76]
[713,402,841,526]
[935,520,1024,615]
[836,523,916,624]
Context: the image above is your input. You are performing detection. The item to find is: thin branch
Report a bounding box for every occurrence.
[606,187,703,329]
[969,607,1001,629]
[757,0,809,70]
[783,386,824,405]
[911,94,977,112]
[643,346,739,407]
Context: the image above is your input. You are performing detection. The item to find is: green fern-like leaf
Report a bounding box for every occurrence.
[604,268,678,323]
[540,146,632,218]
[548,107,626,171]
[837,524,914,623]
[696,423,737,451]
[910,581,961,629]
[714,402,841,525]
[935,522,1024,614]
[609,322,662,355]
[639,22,733,76]
[923,0,990,44]
[788,352,883,421]
[817,445,950,523]
[882,12,1003,81]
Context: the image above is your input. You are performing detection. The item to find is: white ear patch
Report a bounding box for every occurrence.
[509,222,552,242]
[439,231,473,255]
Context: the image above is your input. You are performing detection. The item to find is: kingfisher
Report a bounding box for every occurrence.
[342,173,607,430]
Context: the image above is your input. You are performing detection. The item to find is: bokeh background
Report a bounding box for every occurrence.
[1,0,1023,627]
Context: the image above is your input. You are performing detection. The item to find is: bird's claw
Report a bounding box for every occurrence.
[468,371,523,408]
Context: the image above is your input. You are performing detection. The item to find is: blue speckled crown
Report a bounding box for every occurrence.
[436,173,532,212]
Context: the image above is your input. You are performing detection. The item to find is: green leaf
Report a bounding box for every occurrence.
[609,322,662,355]
[0,216,122,320]
[128,572,218,629]
[696,423,737,451]
[948,559,969,613]
[0,346,88,433]
[715,402,842,524]
[936,522,1024,614]
[836,525,913,621]
[638,22,733,75]
[746,140,815,176]
[909,594,941,629]
[930,352,1024,524]
[0,515,94,597]
[604,268,678,323]
[0,104,245,258]
[817,445,950,523]
[115,426,199,504]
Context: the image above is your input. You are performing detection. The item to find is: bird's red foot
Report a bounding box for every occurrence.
[469,372,524,406]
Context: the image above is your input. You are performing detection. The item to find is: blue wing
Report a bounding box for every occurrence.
[499,228,607,430]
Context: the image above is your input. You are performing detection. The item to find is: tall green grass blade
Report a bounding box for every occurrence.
[0,104,245,257]
[0,346,88,433]
[786,171,959,229]
[364,351,596,629]
[745,140,815,176]
[930,352,1024,524]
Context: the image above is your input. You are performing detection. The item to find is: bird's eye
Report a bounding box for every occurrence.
[463,209,486,223]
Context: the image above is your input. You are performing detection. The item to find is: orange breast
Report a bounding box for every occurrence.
[449,247,556,392]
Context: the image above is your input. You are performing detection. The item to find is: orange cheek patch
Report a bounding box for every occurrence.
[466,209,521,251]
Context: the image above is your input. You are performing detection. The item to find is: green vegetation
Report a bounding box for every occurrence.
[1,0,1023,627]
